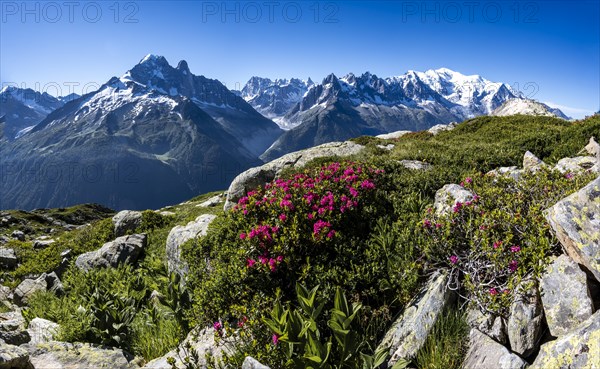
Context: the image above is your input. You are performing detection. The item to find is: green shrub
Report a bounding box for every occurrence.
[420,169,595,314]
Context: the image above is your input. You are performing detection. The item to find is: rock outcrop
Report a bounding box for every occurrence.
[433,184,475,216]
[166,215,216,279]
[224,141,365,210]
[377,271,452,367]
[530,310,600,369]
[507,281,544,357]
[25,341,142,368]
[0,248,17,269]
[545,176,600,282]
[75,234,147,271]
[462,329,527,369]
[539,255,594,337]
[142,328,226,368]
[113,211,143,237]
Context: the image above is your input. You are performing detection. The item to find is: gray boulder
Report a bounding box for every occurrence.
[465,309,507,345]
[10,231,25,242]
[0,343,31,369]
[428,122,457,135]
[32,240,55,250]
[75,234,147,272]
[25,341,141,368]
[242,357,270,369]
[142,327,227,368]
[375,130,411,139]
[544,176,600,282]
[26,318,59,345]
[507,281,544,357]
[0,286,10,306]
[522,151,547,171]
[14,278,47,307]
[486,166,523,181]
[0,248,17,269]
[224,141,365,211]
[13,273,63,306]
[0,310,29,345]
[399,160,433,171]
[376,144,395,151]
[433,184,475,216]
[540,255,594,337]
[554,156,596,174]
[376,271,452,366]
[166,215,216,280]
[112,210,143,237]
[196,195,222,208]
[462,329,527,369]
[530,310,600,369]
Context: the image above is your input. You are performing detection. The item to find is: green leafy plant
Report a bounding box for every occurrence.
[262,283,402,369]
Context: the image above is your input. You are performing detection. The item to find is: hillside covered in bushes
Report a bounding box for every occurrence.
[1,114,600,369]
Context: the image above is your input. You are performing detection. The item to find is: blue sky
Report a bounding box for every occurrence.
[1,0,598,118]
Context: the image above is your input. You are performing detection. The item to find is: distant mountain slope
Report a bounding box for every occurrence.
[258,69,568,161]
[238,77,313,129]
[120,55,282,156]
[0,86,75,140]
[0,58,264,210]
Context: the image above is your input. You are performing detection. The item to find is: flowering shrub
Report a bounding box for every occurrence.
[230,162,384,281]
[420,168,595,314]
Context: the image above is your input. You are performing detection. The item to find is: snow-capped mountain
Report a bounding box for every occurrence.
[0,86,72,140]
[491,98,571,119]
[238,77,313,129]
[0,55,275,210]
[119,55,282,156]
[260,69,567,161]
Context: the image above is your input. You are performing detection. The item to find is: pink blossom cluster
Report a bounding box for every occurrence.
[233,162,383,273]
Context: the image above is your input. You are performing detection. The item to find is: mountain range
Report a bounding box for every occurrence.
[0,55,569,210]
[0,86,79,141]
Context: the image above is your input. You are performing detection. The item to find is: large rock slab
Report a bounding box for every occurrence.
[142,328,226,369]
[540,255,594,337]
[530,310,600,369]
[433,184,475,216]
[462,329,527,369]
[376,271,452,366]
[0,343,31,369]
[113,210,143,237]
[166,214,216,280]
[507,281,544,357]
[75,234,147,271]
[544,176,600,282]
[25,341,141,368]
[224,141,365,210]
